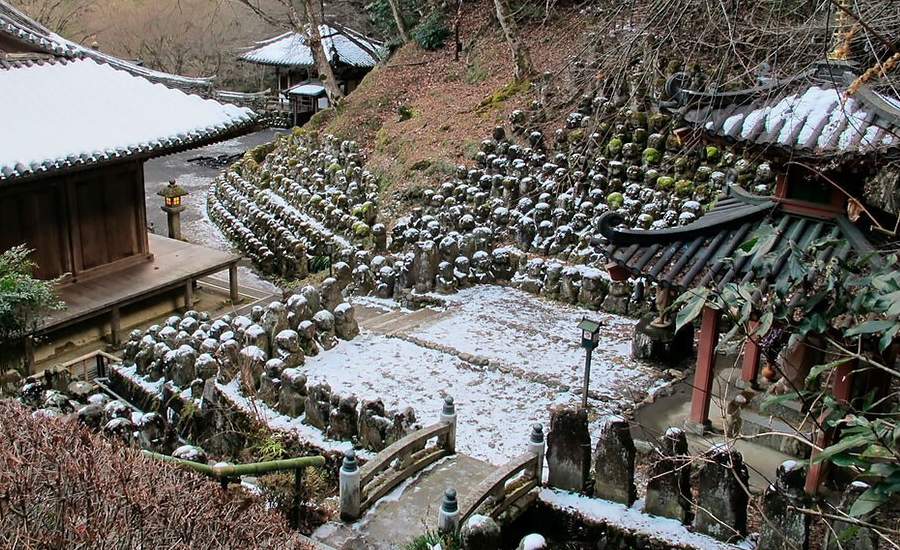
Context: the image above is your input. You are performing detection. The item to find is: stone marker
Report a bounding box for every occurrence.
[644,427,691,523]
[757,460,810,550]
[694,444,749,542]
[592,415,636,505]
[546,406,590,492]
[826,481,881,550]
[460,514,501,550]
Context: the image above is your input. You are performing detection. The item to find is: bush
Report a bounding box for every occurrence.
[0,245,63,345]
[0,400,310,549]
[410,9,449,51]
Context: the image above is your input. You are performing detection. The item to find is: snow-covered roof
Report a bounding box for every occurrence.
[285,82,326,96]
[239,24,382,69]
[0,1,75,57]
[0,57,257,182]
[0,0,215,91]
[677,66,900,161]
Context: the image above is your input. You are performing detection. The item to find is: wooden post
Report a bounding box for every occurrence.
[229,263,240,303]
[110,305,121,347]
[24,336,35,374]
[740,320,761,389]
[184,280,193,311]
[686,306,720,434]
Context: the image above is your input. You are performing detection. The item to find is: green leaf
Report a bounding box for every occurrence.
[737,236,758,253]
[760,391,802,412]
[860,445,893,460]
[753,311,774,340]
[848,485,889,517]
[675,288,710,333]
[812,433,872,463]
[805,357,852,386]
[830,452,867,468]
[878,322,900,352]
[845,320,896,337]
[865,462,899,478]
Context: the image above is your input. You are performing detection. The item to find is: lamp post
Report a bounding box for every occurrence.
[157,179,188,240]
[324,242,334,277]
[577,317,601,409]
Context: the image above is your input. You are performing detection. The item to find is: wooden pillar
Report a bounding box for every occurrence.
[740,320,761,389]
[686,306,720,434]
[184,279,194,311]
[229,263,240,303]
[805,359,856,494]
[24,336,35,374]
[110,305,121,346]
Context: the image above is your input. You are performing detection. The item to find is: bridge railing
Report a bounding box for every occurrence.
[339,396,457,521]
[439,423,545,533]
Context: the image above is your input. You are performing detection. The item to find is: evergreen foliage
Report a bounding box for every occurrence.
[0,245,63,344]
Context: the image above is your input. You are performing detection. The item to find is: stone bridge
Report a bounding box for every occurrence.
[317,397,545,550]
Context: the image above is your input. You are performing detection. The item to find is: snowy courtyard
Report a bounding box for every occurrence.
[302,286,666,465]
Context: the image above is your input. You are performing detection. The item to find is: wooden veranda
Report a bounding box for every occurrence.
[35,234,241,351]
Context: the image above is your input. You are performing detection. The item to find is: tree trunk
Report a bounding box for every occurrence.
[493,0,534,81]
[300,0,344,104]
[385,0,409,42]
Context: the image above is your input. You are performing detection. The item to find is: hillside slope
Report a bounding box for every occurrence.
[308,0,590,217]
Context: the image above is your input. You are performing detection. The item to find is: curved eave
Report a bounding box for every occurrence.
[0,117,260,185]
[600,198,777,246]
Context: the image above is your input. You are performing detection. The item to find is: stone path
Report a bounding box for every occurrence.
[314,455,494,550]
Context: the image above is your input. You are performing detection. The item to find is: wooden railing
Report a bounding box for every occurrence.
[340,397,457,521]
[57,350,120,381]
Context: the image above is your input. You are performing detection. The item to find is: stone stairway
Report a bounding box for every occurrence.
[358,306,446,336]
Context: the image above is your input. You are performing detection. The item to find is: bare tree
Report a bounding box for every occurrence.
[9,0,96,37]
[492,0,533,81]
[385,0,409,43]
[230,0,344,103]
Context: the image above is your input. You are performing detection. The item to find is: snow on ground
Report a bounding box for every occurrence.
[217,380,368,458]
[540,489,749,550]
[410,286,662,402]
[306,286,666,465]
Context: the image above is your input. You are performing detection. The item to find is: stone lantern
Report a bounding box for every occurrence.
[158,179,188,240]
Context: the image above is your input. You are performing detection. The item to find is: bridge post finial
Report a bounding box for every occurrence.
[438,488,460,533]
[440,396,457,454]
[529,423,545,483]
[339,449,361,521]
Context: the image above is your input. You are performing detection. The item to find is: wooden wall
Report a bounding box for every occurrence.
[0,162,149,280]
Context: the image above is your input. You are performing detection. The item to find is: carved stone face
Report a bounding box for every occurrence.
[276,329,301,353]
[472,251,491,270]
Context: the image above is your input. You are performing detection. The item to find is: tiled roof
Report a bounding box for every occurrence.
[670,65,900,161]
[239,24,381,68]
[0,57,257,182]
[0,2,75,56]
[597,188,879,293]
[285,81,326,96]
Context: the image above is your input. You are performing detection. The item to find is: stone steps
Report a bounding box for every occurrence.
[366,308,444,336]
[386,308,444,336]
[361,309,408,331]
[738,409,814,458]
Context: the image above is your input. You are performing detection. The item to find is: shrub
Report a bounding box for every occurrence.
[410,9,449,51]
[0,400,310,549]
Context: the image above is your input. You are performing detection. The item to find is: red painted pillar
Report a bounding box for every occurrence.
[805,359,856,494]
[687,306,720,433]
[740,320,761,389]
